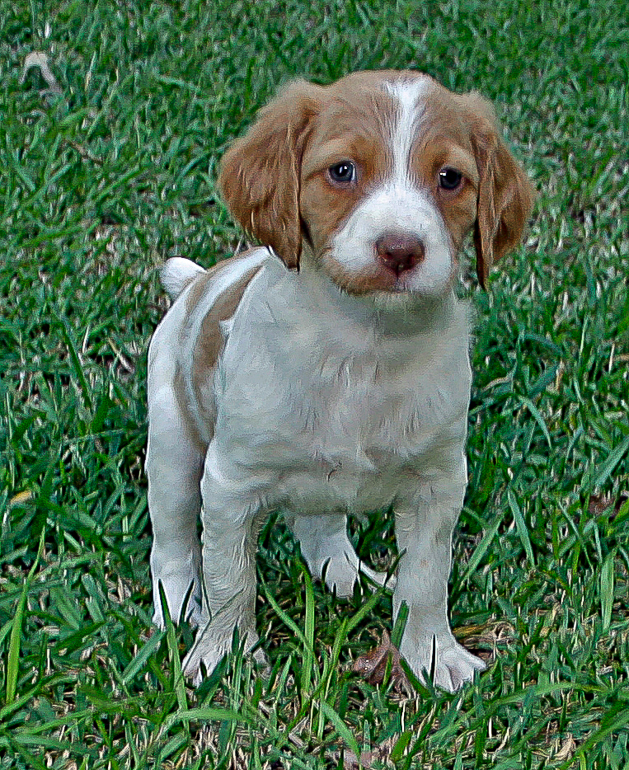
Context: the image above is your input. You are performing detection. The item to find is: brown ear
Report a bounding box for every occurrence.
[463,94,535,288]
[218,80,324,270]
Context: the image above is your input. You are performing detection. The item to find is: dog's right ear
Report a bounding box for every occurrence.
[219,80,324,270]
[461,93,535,289]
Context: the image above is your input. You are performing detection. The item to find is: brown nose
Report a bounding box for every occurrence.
[376,234,425,276]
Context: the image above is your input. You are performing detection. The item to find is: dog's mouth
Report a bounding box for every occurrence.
[368,261,427,294]
[316,243,454,300]
[338,267,422,297]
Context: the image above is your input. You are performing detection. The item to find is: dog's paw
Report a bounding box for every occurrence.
[182,627,265,685]
[358,563,397,593]
[152,582,203,630]
[322,555,397,598]
[182,637,229,685]
[151,557,203,629]
[402,637,486,693]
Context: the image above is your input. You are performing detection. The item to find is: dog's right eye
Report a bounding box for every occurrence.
[328,161,356,184]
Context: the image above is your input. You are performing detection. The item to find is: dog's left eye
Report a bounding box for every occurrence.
[328,161,356,184]
[438,168,463,190]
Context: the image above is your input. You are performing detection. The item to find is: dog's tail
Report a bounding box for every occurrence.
[160,257,205,302]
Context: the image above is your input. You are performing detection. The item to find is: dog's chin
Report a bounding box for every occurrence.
[330,269,454,308]
[367,289,429,311]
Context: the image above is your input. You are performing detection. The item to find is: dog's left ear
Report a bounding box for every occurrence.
[462,94,535,288]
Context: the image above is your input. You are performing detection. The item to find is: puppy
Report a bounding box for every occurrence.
[146,70,533,691]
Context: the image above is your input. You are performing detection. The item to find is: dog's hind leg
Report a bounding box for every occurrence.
[285,512,396,597]
[146,320,205,628]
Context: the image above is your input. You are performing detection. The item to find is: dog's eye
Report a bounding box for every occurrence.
[328,161,356,184]
[438,167,463,191]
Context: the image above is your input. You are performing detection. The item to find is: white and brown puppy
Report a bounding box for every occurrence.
[146,70,533,691]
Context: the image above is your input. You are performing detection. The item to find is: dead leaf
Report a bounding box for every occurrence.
[454,619,511,660]
[588,492,628,518]
[343,749,374,769]
[341,736,397,769]
[554,735,577,762]
[10,490,33,505]
[352,630,410,692]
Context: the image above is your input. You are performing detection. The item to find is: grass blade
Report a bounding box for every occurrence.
[462,508,508,583]
[600,550,615,631]
[507,489,535,567]
[6,528,46,705]
[517,396,552,448]
[54,310,93,413]
[591,434,629,489]
[162,706,250,733]
[261,578,312,652]
[122,629,165,685]
[301,564,316,697]
[159,583,188,713]
[320,700,361,760]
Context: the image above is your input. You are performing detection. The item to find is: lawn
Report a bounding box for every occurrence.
[1,0,628,767]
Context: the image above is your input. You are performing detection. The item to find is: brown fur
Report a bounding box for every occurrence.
[173,363,206,454]
[458,93,535,288]
[299,94,394,258]
[219,81,324,269]
[191,263,262,414]
[174,251,264,447]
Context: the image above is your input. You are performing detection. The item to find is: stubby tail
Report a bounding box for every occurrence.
[160,257,205,301]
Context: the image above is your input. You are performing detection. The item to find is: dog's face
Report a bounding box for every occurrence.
[219,70,534,295]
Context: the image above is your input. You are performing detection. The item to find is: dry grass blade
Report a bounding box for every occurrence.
[20,52,63,94]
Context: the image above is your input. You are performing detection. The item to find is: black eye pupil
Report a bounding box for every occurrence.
[439,168,462,190]
[330,162,355,183]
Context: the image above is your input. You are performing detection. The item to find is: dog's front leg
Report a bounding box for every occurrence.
[182,447,267,683]
[394,455,485,692]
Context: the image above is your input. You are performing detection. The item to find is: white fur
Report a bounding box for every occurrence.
[146,281,204,628]
[160,257,205,301]
[146,76,489,692]
[386,77,432,183]
[331,185,453,295]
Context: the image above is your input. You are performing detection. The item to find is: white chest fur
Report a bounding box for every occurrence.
[207,261,472,514]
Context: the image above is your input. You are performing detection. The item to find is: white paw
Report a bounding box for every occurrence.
[152,577,203,629]
[182,626,264,685]
[321,554,397,598]
[402,636,486,693]
[359,563,397,593]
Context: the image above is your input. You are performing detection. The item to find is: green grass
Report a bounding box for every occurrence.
[1,0,628,766]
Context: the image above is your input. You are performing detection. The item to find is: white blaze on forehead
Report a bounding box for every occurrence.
[384,76,434,183]
[326,75,454,297]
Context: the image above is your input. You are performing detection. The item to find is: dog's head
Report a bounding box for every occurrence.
[219,70,534,296]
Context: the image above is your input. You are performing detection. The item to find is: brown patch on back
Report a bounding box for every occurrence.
[190,262,263,437]
[184,249,263,316]
[173,363,207,455]
[185,271,214,315]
